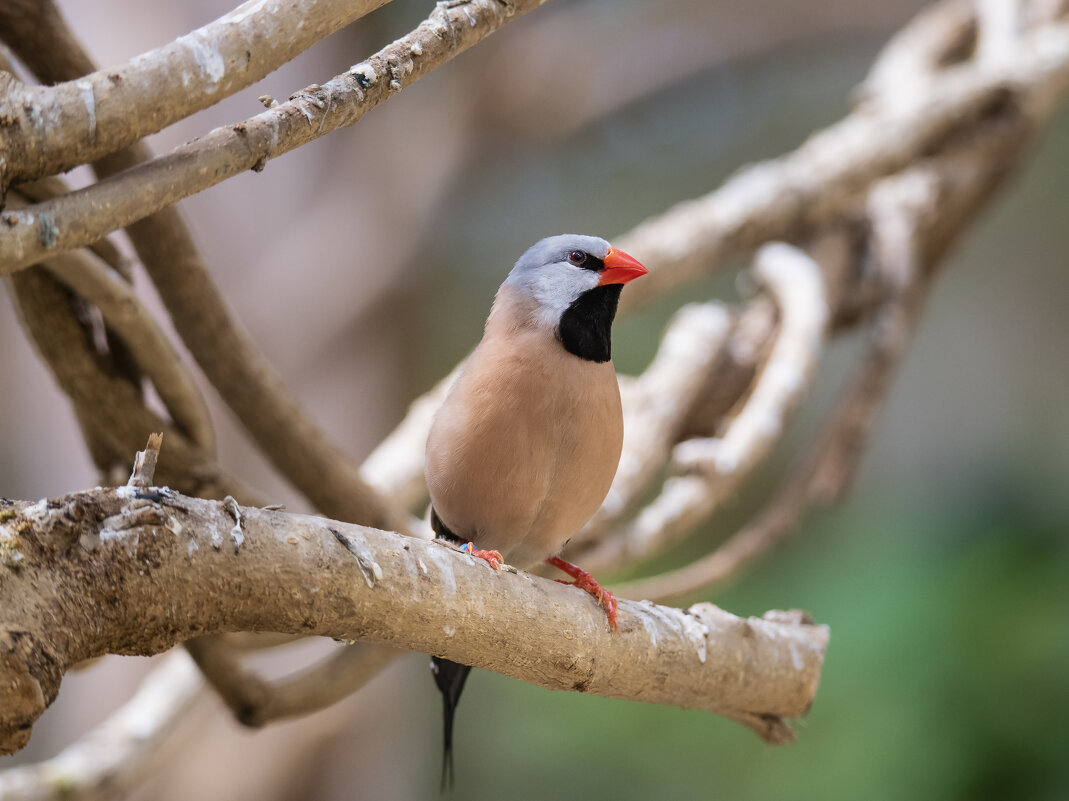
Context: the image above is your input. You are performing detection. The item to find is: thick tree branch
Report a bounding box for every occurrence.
[0,0,551,272]
[0,0,393,186]
[0,486,828,755]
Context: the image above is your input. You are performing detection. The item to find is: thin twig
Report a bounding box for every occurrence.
[128,433,164,488]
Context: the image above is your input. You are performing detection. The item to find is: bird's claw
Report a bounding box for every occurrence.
[460,542,503,572]
[547,557,618,634]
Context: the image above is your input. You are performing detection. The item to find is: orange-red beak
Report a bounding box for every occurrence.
[599,247,648,286]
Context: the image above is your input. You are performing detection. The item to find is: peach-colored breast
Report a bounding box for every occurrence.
[425,319,622,570]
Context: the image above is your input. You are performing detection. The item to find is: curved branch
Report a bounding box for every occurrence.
[569,302,732,549]
[0,0,392,185]
[617,88,1037,603]
[3,1,405,534]
[613,18,1069,311]
[0,0,552,273]
[0,486,829,755]
[5,268,257,502]
[578,243,829,574]
[0,651,205,801]
[185,636,398,727]
[39,249,216,454]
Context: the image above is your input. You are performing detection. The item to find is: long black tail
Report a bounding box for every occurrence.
[429,507,473,790]
[430,656,473,790]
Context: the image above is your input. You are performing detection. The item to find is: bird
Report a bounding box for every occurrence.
[424,234,647,787]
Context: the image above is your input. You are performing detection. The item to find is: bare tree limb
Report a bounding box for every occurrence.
[0,486,829,754]
[617,88,1036,603]
[577,243,829,574]
[349,1,1069,585]
[38,250,216,454]
[569,302,733,549]
[3,2,409,535]
[185,636,398,727]
[614,17,1069,311]
[0,0,393,186]
[4,268,258,502]
[0,651,206,801]
[0,0,553,272]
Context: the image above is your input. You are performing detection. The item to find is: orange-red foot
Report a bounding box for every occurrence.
[460,542,503,572]
[546,556,618,634]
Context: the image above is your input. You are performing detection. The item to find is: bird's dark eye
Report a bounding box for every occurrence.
[568,250,587,266]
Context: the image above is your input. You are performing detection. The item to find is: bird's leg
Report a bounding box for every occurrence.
[459,542,503,572]
[546,556,618,634]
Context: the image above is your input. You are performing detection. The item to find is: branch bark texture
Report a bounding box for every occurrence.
[0,0,391,185]
[0,487,828,755]
[0,0,550,272]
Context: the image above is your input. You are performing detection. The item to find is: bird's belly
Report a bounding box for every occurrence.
[425,362,622,569]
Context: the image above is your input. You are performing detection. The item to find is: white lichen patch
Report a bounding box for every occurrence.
[24,499,49,525]
[187,539,199,557]
[632,602,660,647]
[99,524,140,555]
[679,610,708,664]
[208,521,224,550]
[443,624,456,637]
[409,40,423,56]
[177,29,226,90]
[632,601,708,663]
[422,546,457,595]
[789,641,803,671]
[76,80,96,140]
[349,63,378,87]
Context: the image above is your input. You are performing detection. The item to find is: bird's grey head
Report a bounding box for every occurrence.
[499,234,647,362]
[503,234,613,330]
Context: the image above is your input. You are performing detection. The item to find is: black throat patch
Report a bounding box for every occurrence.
[557,283,623,363]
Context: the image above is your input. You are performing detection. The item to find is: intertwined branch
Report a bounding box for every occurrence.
[2,0,1068,795]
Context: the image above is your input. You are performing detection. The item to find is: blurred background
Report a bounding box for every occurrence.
[2,0,1068,798]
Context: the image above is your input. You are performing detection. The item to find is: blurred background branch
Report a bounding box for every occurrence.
[1,0,1068,798]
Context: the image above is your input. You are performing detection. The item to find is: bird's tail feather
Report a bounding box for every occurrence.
[429,507,472,790]
[430,656,473,790]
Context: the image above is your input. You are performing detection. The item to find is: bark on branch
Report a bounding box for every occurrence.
[0,486,828,756]
[0,0,392,186]
[0,0,551,272]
